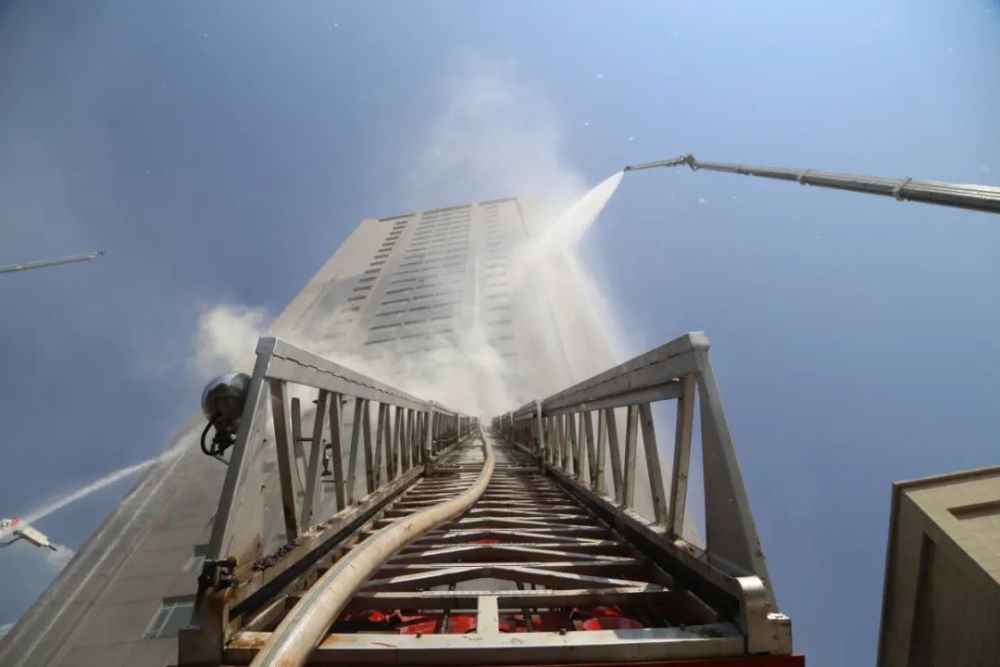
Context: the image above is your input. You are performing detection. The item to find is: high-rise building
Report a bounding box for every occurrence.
[877,465,1000,667]
[0,195,614,667]
[285,199,522,359]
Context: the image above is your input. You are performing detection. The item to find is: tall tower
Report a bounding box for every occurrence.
[0,195,615,667]
[274,195,617,414]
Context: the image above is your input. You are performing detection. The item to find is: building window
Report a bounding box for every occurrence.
[365,337,395,346]
[144,595,195,639]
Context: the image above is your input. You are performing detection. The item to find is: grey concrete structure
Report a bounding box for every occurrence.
[278,198,534,402]
[0,196,593,667]
[877,465,1000,667]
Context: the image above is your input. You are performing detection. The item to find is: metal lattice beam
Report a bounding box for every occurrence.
[179,333,797,666]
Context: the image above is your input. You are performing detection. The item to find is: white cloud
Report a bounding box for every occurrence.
[408,59,585,221]
[189,304,270,379]
[44,544,75,571]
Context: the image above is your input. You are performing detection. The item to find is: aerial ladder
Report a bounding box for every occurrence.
[178,159,997,667]
[181,334,793,667]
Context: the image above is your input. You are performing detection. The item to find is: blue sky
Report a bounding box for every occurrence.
[1,1,999,664]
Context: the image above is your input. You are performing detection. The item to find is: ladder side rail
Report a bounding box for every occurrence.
[503,331,791,656]
[185,337,473,665]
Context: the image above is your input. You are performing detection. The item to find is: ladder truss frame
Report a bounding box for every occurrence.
[180,337,474,665]
[496,331,791,655]
[179,332,796,665]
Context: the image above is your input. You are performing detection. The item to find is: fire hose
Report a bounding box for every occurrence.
[249,428,495,667]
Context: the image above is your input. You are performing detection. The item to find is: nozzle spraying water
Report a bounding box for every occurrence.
[0,458,159,542]
[623,155,693,172]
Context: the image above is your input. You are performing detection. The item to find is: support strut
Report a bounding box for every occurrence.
[248,431,496,667]
[624,154,1000,215]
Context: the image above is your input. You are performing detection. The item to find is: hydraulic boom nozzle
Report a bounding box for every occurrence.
[0,518,58,551]
[623,154,1000,215]
[623,155,694,172]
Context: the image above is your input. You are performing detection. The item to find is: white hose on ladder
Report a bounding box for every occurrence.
[249,432,495,667]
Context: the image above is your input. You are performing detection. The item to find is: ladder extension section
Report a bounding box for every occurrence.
[179,333,802,666]
[625,154,1000,215]
[179,337,475,666]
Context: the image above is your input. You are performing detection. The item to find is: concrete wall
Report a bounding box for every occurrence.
[878,466,1000,667]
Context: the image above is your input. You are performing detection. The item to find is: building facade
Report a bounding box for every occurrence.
[0,196,617,666]
[877,465,1000,667]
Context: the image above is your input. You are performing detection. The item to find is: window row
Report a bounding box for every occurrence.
[369,314,454,332]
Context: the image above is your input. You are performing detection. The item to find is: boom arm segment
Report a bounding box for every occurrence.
[625,154,1000,215]
[0,251,104,274]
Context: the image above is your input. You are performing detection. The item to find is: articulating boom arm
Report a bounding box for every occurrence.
[0,250,104,274]
[624,154,1000,215]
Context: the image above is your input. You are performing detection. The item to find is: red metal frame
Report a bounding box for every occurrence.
[493,657,805,667]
